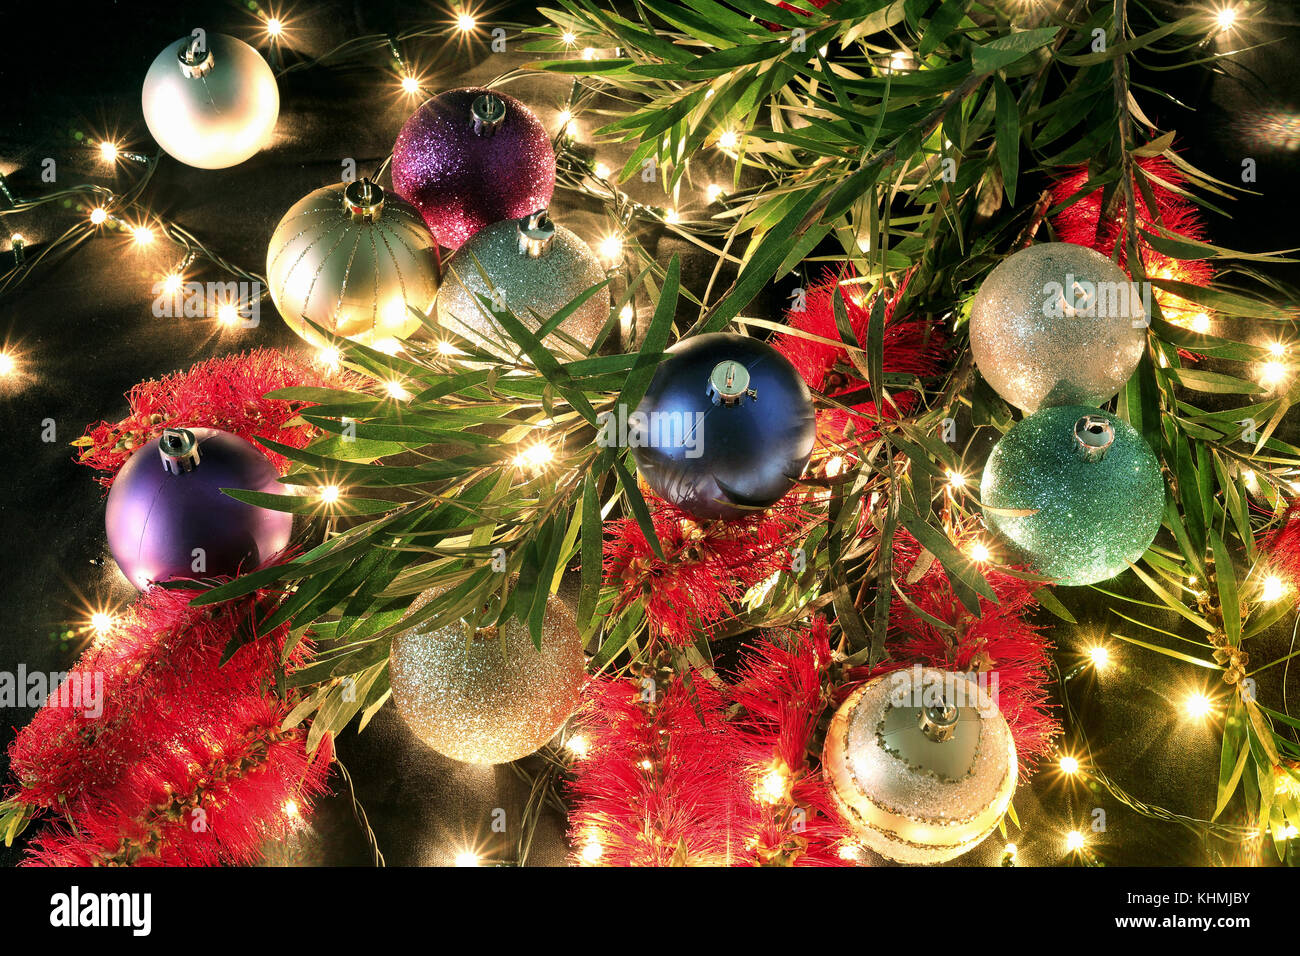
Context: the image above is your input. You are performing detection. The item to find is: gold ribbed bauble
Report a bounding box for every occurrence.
[435,209,608,358]
[388,588,587,765]
[266,178,438,349]
[823,666,1017,865]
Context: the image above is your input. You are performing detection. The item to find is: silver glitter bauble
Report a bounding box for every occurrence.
[142,33,279,169]
[267,179,438,349]
[435,210,609,358]
[823,666,1017,865]
[389,588,587,765]
[969,242,1147,414]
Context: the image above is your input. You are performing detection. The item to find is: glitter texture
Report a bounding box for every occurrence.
[970,242,1147,414]
[822,669,1017,865]
[981,405,1165,586]
[388,589,586,765]
[266,183,438,348]
[391,87,556,250]
[436,216,609,356]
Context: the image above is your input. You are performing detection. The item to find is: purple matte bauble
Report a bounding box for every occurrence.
[391,87,555,250]
[105,428,293,590]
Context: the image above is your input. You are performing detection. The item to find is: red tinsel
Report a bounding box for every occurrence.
[869,530,1061,775]
[727,618,856,865]
[1260,499,1300,595]
[566,673,742,866]
[8,586,331,866]
[76,347,362,486]
[1051,154,1214,331]
[773,268,947,449]
[603,490,811,645]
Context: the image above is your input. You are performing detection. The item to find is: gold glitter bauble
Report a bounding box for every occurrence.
[969,242,1146,414]
[823,667,1017,865]
[388,588,586,765]
[266,179,438,349]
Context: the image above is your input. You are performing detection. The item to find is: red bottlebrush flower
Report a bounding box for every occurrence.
[763,0,837,31]
[727,618,858,865]
[7,586,331,866]
[603,490,812,645]
[1261,499,1300,595]
[1051,154,1214,332]
[880,531,1061,775]
[772,268,946,449]
[75,347,364,486]
[566,674,743,866]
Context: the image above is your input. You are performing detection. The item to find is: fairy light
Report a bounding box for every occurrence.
[282,799,300,819]
[1283,824,1299,841]
[373,337,401,356]
[99,140,119,163]
[1216,6,1239,32]
[1066,830,1086,853]
[456,11,477,32]
[969,540,991,563]
[1185,691,1214,720]
[400,75,420,95]
[435,339,462,357]
[266,17,284,38]
[663,207,679,224]
[0,352,16,377]
[717,128,739,151]
[1003,842,1019,863]
[318,484,341,505]
[582,47,596,60]
[598,233,623,261]
[1089,645,1111,670]
[216,303,241,326]
[1262,574,1286,602]
[385,380,411,401]
[89,207,108,225]
[1261,359,1288,387]
[566,734,590,759]
[513,441,554,471]
[1059,755,1081,776]
[594,162,610,179]
[1242,468,1258,491]
[945,470,967,489]
[454,851,480,867]
[581,838,603,863]
[90,611,115,635]
[638,759,653,771]
[838,843,862,861]
[562,30,577,46]
[131,225,154,246]
[317,345,341,367]
[754,766,789,805]
[706,183,723,203]
[1190,312,1211,333]
[557,109,573,131]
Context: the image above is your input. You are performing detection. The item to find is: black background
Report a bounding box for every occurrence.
[0,0,1298,870]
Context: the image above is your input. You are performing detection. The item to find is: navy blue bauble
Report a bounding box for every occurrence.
[631,332,815,520]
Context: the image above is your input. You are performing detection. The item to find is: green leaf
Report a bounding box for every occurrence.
[993,76,1019,205]
[970,27,1059,73]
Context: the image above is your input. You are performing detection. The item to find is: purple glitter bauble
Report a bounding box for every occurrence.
[391,87,555,250]
[105,427,293,590]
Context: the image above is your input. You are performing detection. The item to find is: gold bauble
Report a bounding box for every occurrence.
[823,666,1017,864]
[266,179,438,349]
[388,588,586,765]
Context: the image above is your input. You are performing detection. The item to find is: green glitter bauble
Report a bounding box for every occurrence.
[980,406,1164,586]
[389,588,587,765]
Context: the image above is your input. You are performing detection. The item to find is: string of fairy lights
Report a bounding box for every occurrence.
[0,0,1292,864]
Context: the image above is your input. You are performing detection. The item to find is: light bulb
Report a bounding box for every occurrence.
[401,75,420,95]
[317,346,341,367]
[0,352,16,377]
[131,225,154,245]
[282,799,299,818]
[566,735,590,758]
[557,109,573,130]
[318,484,341,504]
[454,851,480,867]
[717,129,739,151]
[1262,575,1286,602]
[456,12,477,32]
[663,208,679,224]
[581,47,596,60]
[89,207,108,225]
[385,380,411,401]
[969,541,991,563]
[1089,645,1111,670]
[1066,831,1085,852]
[594,162,610,179]
[562,31,577,45]
[217,303,241,326]
[99,141,119,163]
[162,272,183,294]
[706,183,723,202]
[1261,360,1287,387]
[1216,6,1238,32]
[266,17,284,37]
[945,470,966,488]
[581,840,603,863]
[599,234,623,261]
[1059,755,1080,775]
[90,612,115,634]
[1185,691,1214,719]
